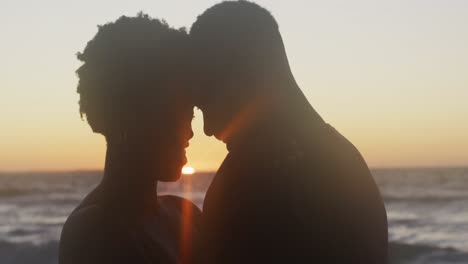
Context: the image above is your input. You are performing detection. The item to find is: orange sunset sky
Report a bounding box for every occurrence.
[1,0,467,172]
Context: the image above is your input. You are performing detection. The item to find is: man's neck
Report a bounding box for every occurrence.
[225,82,325,153]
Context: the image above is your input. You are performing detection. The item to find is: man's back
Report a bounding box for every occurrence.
[202,123,388,263]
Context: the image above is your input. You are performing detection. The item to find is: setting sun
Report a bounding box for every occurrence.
[182,166,196,175]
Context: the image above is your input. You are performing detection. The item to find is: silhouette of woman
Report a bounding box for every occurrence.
[59,14,200,264]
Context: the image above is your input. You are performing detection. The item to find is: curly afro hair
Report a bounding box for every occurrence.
[76,13,188,136]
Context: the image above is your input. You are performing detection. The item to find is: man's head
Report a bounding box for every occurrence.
[190,1,294,143]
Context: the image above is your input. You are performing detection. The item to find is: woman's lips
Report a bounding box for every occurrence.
[182,142,189,164]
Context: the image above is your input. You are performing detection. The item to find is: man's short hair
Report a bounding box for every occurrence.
[190,1,279,39]
[190,1,286,82]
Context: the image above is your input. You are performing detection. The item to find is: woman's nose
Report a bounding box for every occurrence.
[189,127,194,140]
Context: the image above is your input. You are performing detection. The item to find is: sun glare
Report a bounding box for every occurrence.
[182,166,195,175]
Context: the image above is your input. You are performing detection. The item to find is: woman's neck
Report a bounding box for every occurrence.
[99,138,159,215]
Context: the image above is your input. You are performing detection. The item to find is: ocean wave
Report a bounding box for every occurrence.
[383,193,468,203]
[0,240,466,264]
[0,241,58,264]
[0,189,35,198]
[389,242,468,264]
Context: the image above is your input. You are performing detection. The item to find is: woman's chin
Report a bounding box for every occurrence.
[158,169,182,182]
[158,166,186,182]
[157,154,187,182]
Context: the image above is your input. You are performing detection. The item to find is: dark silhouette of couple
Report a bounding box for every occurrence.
[59,2,388,264]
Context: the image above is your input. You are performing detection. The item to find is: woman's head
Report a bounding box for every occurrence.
[77,13,193,181]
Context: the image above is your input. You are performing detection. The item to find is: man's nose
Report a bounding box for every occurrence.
[202,112,214,136]
[203,124,214,137]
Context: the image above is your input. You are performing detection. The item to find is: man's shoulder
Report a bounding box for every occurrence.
[322,124,371,171]
[324,124,358,151]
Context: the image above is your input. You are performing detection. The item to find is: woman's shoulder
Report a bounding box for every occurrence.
[158,195,202,215]
[156,196,202,263]
[59,204,104,263]
[157,195,202,229]
[60,203,114,240]
[59,203,137,264]
[61,188,113,244]
[62,203,106,233]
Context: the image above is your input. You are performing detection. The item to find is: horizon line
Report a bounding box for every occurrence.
[1,165,468,175]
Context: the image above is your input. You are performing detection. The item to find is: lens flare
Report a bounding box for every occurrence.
[180,166,194,263]
[182,166,195,175]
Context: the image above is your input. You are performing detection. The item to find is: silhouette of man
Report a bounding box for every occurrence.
[190,2,388,263]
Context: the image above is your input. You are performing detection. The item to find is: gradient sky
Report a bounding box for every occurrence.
[1,0,467,172]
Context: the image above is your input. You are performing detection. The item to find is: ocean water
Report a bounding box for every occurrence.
[0,168,467,264]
